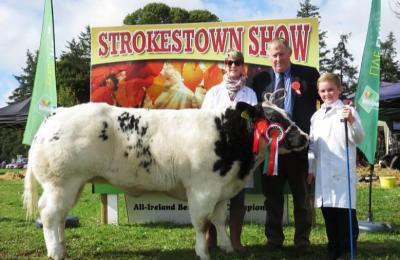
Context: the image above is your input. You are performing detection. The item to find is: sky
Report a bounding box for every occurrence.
[0,0,399,107]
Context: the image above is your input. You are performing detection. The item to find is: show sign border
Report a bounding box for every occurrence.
[91,17,319,69]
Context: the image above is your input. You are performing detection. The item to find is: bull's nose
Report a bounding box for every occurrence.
[284,132,308,150]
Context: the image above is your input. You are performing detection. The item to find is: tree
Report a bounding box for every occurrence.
[0,127,29,162]
[124,3,171,25]
[297,0,319,17]
[296,0,330,73]
[170,7,190,23]
[188,10,219,23]
[56,26,91,104]
[390,0,400,18]
[8,50,38,103]
[318,30,330,74]
[4,3,219,157]
[10,27,91,106]
[380,32,400,82]
[328,34,358,95]
[124,2,219,25]
[4,51,38,159]
[3,28,90,158]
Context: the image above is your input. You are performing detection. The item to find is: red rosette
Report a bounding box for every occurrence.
[291,81,301,95]
[265,123,286,144]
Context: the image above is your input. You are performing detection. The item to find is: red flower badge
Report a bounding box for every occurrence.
[291,81,301,96]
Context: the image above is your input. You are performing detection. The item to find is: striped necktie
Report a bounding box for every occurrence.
[275,73,285,108]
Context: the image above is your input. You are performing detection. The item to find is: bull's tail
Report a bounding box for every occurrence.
[23,166,38,220]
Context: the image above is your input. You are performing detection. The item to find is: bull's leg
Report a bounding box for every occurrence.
[187,193,218,260]
[38,181,83,260]
[211,200,233,253]
[39,189,66,260]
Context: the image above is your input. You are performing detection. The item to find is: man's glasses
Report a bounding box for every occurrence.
[225,60,243,66]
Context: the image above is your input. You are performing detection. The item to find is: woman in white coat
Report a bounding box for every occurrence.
[201,49,257,253]
[307,73,364,260]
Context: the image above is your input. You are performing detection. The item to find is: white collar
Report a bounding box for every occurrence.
[322,99,343,110]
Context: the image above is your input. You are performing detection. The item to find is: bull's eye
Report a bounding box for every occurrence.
[270,116,281,123]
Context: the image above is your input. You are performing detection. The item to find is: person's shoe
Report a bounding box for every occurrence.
[295,245,312,256]
[337,252,351,260]
[265,242,283,251]
[232,244,247,254]
[328,251,339,260]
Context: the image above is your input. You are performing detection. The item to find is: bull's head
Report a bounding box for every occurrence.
[236,97,309,156]
[259,99,309,154]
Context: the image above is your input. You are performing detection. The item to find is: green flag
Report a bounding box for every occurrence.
[23,0,57,145]
[355,0,381,164]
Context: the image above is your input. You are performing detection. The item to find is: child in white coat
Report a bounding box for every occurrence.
[307,73,364,260]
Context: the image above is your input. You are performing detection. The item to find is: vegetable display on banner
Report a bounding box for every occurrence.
[90,18,319,109]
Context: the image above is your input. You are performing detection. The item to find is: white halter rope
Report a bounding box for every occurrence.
[261,90,294,136]
[263,88,286,108]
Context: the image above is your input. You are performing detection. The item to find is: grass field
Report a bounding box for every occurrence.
[0,168,399,259]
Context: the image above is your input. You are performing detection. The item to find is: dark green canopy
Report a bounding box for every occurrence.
[0,98,30,126]
[379,82,400,132]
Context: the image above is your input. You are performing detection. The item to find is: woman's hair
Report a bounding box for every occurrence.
[317,72,341,89]
[224,49,244,63]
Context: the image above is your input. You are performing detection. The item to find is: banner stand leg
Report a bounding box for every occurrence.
[358,164,394,232]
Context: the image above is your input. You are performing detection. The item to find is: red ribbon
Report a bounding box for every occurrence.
[267,129,280,176]
[252,119,269,153]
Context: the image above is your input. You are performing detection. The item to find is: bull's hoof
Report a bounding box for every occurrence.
[220,243,234,253]
[47,245,66,260]
[195,249,210,260]
[47,254,65,260]
[196,253,210,260]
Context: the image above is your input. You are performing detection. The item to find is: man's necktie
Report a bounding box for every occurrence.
[325,106,332,114]
[275,73,285,108]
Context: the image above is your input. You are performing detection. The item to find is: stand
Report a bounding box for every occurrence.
[358,164,394,232]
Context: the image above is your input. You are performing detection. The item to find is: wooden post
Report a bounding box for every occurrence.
[100,194,107,224]
[100,194,119,224]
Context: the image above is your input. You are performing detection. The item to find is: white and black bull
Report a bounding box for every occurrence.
[23,101,308,260]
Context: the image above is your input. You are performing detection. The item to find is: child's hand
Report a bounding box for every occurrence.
[342,105,355,124]
[307,174,314,185]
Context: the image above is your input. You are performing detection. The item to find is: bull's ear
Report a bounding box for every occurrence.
[236,102,263,120]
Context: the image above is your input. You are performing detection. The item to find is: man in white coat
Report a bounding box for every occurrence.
[307,73,364,260]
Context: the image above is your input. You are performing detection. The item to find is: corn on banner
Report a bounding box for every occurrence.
[90,18,319,109]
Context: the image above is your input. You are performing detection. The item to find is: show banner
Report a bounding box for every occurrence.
[125,193,289,225]
[90,18,318,224]
[90,18,318,109]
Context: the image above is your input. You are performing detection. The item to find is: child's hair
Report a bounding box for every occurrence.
[317,73,341,89]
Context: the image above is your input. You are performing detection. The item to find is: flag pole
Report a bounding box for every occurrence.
[358,163,393,232]
[354,0,393,233]
[344,119,355,260]
[366,164,373,221]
